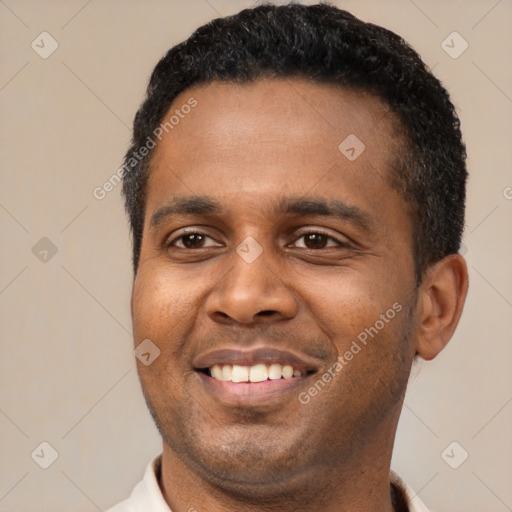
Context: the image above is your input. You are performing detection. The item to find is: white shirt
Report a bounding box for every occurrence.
[106,456,433,512]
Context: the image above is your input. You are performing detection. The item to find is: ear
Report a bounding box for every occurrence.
[415,254,469,360]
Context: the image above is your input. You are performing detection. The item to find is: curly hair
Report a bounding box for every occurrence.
[121,2,467,280]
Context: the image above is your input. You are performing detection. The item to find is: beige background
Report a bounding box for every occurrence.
[0,0,511,510]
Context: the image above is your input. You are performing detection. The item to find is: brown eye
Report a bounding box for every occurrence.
[291,231,342,250]
[304,233,328,249]
[180,233,206,248]
[169,233,219,249]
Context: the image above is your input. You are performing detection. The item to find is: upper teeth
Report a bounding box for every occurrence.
[210,364,303,383]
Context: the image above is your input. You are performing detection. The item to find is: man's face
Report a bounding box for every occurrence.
[131,79,419,489]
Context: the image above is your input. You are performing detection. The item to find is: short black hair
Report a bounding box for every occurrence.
[122,1,467,280]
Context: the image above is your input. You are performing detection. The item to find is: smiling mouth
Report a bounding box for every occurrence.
[192,346,321,405]
[199,363,315,383]
[196,365,316,407]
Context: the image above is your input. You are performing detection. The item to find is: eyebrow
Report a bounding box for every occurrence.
[150,196,223,230]
[150,195,372,232]
[276,196,372,232]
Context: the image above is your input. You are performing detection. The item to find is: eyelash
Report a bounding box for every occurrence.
[166,229,350,250]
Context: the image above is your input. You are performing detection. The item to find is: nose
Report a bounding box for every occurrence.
[204,247,298,325]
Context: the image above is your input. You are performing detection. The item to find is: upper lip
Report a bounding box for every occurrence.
[192,346,321,372]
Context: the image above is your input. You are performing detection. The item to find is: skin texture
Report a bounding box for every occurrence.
[131,78,469,512]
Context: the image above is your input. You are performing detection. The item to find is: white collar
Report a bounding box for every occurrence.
[106,455,434,512]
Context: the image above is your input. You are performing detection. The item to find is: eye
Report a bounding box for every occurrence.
[290,231,347,250]
[167,232,220,249]
[166,229,349,251]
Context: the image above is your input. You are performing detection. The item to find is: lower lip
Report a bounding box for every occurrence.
[196,371,312,407]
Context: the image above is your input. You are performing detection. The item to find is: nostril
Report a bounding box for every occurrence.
[258,310,276,316]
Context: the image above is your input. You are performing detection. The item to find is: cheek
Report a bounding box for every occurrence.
[132,266,201,406]
[132,264,199,343]
[295,264,403,340]
[296,265,415,394]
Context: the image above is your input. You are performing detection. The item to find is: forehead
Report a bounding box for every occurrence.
[154,78,396,159]
[145,78,405,226]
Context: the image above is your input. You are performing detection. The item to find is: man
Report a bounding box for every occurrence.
[108,3,468,511]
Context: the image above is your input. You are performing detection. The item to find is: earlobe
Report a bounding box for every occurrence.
[415,254,469,360]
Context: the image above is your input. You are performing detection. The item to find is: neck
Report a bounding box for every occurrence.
[158,412,402,512]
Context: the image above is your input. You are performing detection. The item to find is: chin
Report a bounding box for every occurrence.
[164,420,310,493]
